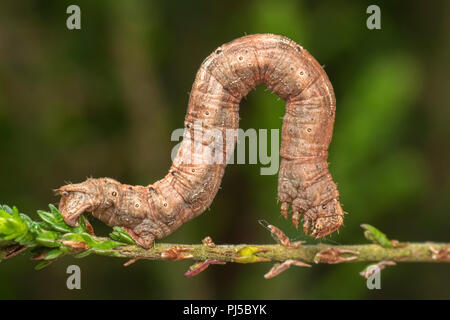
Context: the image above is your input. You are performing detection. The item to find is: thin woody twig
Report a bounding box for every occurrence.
[81,240,450,264]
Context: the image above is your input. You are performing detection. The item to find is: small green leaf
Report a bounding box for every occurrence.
[59,246,71,254]
[361,224,393,248]
[73,216,88,233]
[37,208,72,233]
[79,233,97,247]
[48,204,63,220]
[20,214,43,234]
[109,226,136,245]
[0,206,33,245]
[34,260,53,270]
[48,205,73,232]
[35,231,61,247]
[74,249,92,258]
[44,249,64,260]
[1,205,13,214]
[14,232,35,247]
[37,210,57,225]
[92,240,124,251]
[62,233,86,243]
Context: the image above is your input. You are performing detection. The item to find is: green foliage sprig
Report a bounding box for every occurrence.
[0,204,132,269]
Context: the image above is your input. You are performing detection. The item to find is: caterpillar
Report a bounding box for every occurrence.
[57,34,344,248]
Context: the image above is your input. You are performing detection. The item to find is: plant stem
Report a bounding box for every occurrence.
[89,239,450,264]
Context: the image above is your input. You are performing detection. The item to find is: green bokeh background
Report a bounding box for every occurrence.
[0,0,449,299]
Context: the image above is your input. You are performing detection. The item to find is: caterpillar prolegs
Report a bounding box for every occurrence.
[57,34,344,248]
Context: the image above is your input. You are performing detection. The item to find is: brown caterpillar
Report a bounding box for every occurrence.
[57,34,344,248]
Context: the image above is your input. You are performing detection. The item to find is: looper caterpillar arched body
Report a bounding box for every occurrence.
[57,34,344,248]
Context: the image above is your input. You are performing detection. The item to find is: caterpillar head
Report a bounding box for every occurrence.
[303,199,344,238]
[56,178,119,226]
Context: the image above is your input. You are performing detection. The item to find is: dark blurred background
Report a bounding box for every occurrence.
[0,0,449,299]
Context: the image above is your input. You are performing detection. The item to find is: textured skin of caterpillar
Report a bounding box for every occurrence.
[57,34,344,249]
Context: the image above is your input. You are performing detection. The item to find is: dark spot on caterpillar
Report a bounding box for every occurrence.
[191,169,196,173]
[148,187,154,192]
[238,56,243,61]
[128,187,132,190]
[112,191,117,197]
[307,128,312,133]
[296,46,302,53]
[216,49,222,54]
[205,111,210,116]
[186,123,191,128]
[163,203,168,207]
[299,71,304,76]
[171,171,176,176]
[322,204,327,209]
